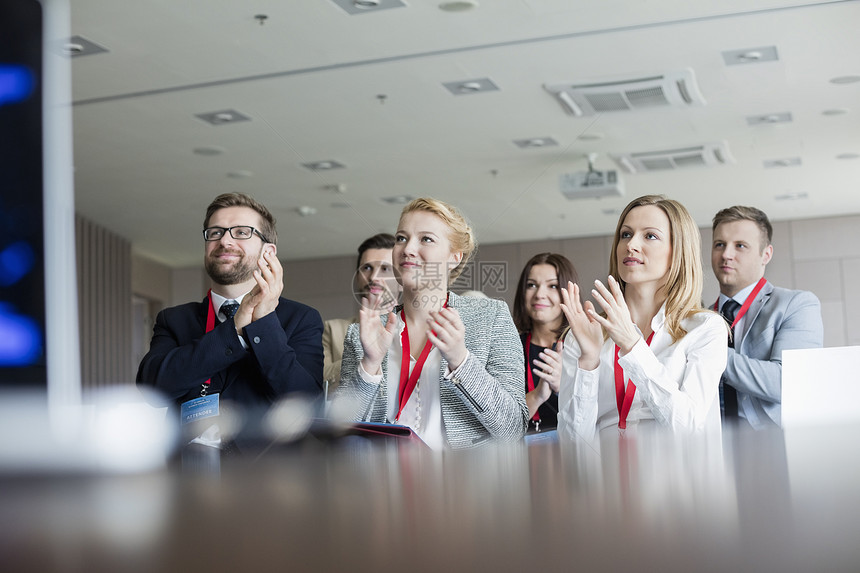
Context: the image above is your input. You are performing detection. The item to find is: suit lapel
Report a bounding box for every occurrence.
[737,281,774,348]
[197,296,211,330]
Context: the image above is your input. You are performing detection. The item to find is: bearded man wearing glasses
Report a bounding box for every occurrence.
[137,193,323,440]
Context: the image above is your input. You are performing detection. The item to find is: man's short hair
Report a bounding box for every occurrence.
[204,193,278,245]
[356,233,395,269]
[712,205,772,251]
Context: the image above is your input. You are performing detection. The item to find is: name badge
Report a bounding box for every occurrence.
[180,393,220,425]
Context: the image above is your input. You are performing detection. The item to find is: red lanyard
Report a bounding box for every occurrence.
[524,333,539,422]
[712,277,767,327]
[396,298,447,422]
[524,333,537,393]
[613,331,655,430]
[202,289,217,392]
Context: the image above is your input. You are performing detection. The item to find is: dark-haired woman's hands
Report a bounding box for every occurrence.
[532,340,563,393]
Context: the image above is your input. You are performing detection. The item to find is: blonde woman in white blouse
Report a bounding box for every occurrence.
[558,195,727,441]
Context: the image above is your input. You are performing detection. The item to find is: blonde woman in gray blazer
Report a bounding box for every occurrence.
[334,198,527,449]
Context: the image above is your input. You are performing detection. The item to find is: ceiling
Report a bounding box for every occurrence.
[68,0,860,268]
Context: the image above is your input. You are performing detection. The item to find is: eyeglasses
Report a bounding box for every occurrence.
[203,226,270,243]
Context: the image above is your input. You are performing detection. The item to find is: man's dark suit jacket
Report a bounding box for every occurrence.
[136,296,324,412]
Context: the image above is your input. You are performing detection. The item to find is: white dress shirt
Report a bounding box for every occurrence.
[558,305,727,442]
[210,291,247,321]
[716,280,758,342]
[717,281,759,425]
[191,290,249,448]
[210,291,249,349]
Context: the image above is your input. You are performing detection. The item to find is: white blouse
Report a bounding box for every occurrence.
[558,306,727,442]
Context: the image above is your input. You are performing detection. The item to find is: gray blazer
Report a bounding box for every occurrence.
[724,281,823,427]
[335,292,528,448]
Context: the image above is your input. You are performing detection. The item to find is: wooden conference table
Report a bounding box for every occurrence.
[1,423,858,572]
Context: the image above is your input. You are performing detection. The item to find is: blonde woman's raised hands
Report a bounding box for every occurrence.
[588,276,641,354]
[559,282,603,371]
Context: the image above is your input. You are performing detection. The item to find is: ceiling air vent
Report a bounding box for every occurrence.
[610,141,733,174]
[544,69,705,117]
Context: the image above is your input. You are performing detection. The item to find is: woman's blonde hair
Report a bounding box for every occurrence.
[608,194,705,342]
[399,197,476,281]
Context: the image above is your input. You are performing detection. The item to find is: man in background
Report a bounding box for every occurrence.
[711,205,823,428]
[323,233,398,392]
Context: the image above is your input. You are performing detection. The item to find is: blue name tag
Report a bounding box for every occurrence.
[180,394,220,425]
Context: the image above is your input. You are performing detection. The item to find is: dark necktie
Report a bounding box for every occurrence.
[720,299,741,418]
[220,300,240,320]
[721,299,741,348]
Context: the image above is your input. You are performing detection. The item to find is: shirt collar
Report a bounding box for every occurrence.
[210,291,249,321]
[650,302,667,332]
[719,279,762,308]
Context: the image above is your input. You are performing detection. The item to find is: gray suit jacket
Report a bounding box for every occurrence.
[335,292,528,448]
[724,281,823,427]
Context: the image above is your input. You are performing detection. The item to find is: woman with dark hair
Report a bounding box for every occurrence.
[513,253,578,432]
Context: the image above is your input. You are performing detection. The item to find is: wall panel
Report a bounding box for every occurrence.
[76,215,132,387]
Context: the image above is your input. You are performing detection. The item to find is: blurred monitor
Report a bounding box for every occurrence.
[1,1,47,384]
[0,0,79,398]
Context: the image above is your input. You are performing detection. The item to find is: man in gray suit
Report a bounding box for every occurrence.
[711,206,823,428]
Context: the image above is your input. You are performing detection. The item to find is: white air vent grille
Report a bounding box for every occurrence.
[544,69,705,117]
[611,142,733,174]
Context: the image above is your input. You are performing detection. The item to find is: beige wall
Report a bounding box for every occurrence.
[130,213,857,351]
[131,253,171,306]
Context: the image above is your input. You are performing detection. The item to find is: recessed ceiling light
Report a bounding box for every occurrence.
[836,153,860,160]
[443,78,499,95]
[62,35,108,57]
[763,157,802,168]
[193,146,225,156]
[227,170,253,179]
[746,112,792,125]
[302,160,345,171]
[829,75,860,85]
[774,192,808,201]
[602,209,621,216]
[380,195,414,205]
[323,183,348,193]
[195,109,251,126]
[296,206,318,217]
[722,46,779,66]
[577,133,604,141]
[439,1,478,11]
[329,0,405,15]
[822,108,849,116]
[513,137,558,149]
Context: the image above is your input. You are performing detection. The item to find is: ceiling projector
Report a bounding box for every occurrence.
[559,163,624,200]
[558,170,624,199]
